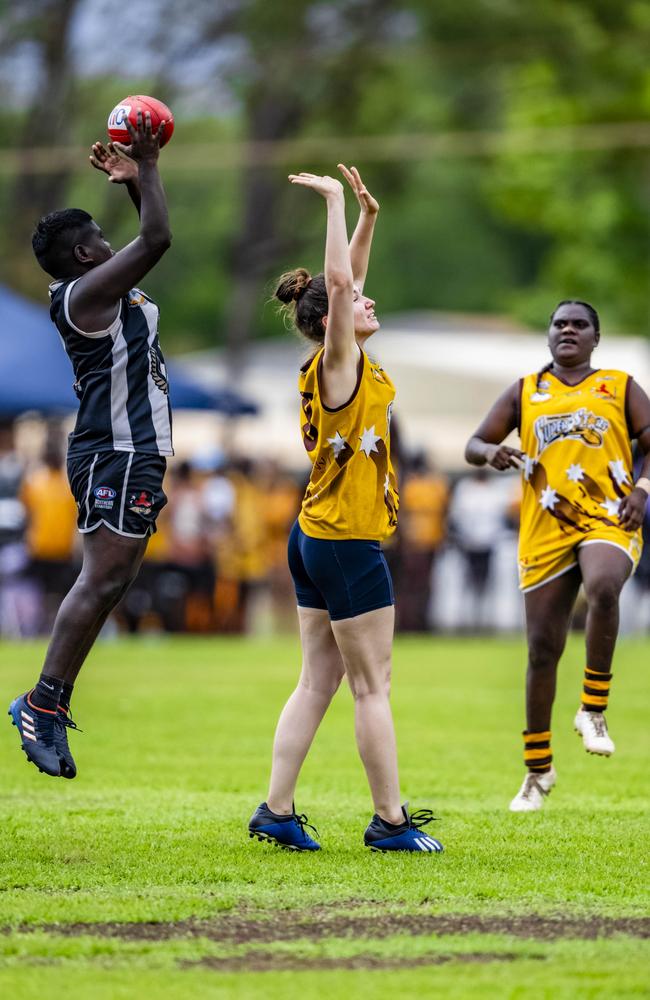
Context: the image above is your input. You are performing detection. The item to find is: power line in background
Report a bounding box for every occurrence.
[1,121,648,176]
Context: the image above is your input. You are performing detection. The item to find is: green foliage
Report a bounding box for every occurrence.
[482,55,650,332]
[0,0,647,348]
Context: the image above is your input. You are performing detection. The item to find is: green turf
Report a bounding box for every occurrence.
[1,635,648,997]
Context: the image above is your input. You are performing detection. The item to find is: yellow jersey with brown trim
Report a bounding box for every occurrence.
[298,347,399,540]
[518,368,642,577]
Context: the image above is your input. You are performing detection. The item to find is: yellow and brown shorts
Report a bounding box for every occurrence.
[518,526,642,594]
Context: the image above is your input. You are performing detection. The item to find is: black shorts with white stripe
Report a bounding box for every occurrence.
[67,451,167,538]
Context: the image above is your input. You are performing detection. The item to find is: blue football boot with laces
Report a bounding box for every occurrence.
[54,706,81,779]
[8,692,60,777]
[249,802,321,851]
[364,804,443,853]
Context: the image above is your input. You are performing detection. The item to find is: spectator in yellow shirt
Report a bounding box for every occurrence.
[397,452,449,631]
[21,440,78,633]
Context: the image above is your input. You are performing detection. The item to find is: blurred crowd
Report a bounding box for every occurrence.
[2,420,650,638]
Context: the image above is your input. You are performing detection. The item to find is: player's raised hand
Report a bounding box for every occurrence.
[113,110,166,163]
[484,444,524,471]
[89,141,138,184]
[288,172,344,200]
[338,164,379,216]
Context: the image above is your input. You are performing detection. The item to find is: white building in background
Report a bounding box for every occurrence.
[171,313,650,634]
[173,312,650,472]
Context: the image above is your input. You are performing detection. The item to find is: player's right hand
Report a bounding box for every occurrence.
[485,444,524,471]
[113,110,165,163]
[288,172,344,200]
[89,141,138,183]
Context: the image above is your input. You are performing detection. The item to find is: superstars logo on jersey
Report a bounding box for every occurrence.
[534,408,609,455]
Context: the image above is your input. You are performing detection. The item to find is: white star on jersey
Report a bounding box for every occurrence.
[359,425,381,458]
[566,463,585,483]
[600,497,621,517]
[609,459,630,487]
[327,430,348,458]
[384,473,391,493]
[523,455,536,481]
[539,486,559,511]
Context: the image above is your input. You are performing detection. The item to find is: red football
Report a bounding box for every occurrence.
[107,95,174,148]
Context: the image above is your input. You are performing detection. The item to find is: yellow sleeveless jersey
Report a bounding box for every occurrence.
[297,348,399,541]
[518,368,642,591]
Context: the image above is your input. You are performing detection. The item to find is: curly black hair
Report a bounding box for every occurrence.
[32,208,94,278]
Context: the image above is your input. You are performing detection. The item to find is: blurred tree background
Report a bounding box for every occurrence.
[0,0,648,359]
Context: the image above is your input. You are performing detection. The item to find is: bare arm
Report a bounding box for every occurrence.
[338,164,378,291]
[619,379,650,530]
[289,172,358,407]
[70,111,171,332]
[465,382,524,470]
[89,141,141,214]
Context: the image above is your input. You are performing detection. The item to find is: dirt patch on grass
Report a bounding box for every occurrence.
[181,951,537,972]
[19,912,650,943]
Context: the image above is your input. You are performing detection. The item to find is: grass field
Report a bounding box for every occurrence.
[1,634,648,998]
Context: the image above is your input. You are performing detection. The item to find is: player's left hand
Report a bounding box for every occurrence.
[338,164,379,216]
[89,141,138,183]
[618,487,648,531]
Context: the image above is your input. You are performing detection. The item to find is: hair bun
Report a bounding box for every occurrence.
[275,267,312,304]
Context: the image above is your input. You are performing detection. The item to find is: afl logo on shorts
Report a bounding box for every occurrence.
[93,486,116,510]
[94,486,116,501]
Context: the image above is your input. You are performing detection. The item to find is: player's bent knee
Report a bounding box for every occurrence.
[584,580,620,613]
[299,672,342,700]
[84,574,133,610]
[348,682,387,701]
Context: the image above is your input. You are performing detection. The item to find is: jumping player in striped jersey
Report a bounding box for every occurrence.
[9,110,172,779]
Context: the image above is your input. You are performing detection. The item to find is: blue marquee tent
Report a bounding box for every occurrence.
[0,285,256,417]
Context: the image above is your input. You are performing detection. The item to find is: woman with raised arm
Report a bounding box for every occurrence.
[248,165,442,854]
[465,300,650,811]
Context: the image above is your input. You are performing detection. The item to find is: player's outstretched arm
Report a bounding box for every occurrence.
[338,164,378,292]
[289,171,357,369]
[70,110,171,332]
[465,382,524,470]
[90,140,141,214]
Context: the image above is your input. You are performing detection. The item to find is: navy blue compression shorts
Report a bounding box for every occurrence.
[287,519,394,621]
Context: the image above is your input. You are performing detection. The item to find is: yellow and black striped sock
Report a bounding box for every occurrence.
[523,730,552,773]
[582,667,612,713]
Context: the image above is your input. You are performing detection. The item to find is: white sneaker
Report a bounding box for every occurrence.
[574,709,615,755]
[509,766,557,812]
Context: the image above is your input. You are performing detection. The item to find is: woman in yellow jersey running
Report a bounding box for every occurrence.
[248,165,442,854]
[466,301,650,812]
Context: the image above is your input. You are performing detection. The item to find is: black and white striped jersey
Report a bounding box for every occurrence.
[49,279,173,457]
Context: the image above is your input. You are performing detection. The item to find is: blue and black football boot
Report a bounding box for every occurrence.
[53,706,81,779]
[248,802,321,851]
[8,692,60,777]
[364,804,443,853]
